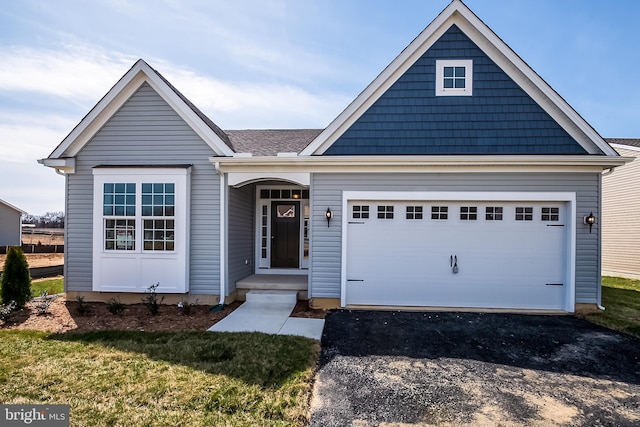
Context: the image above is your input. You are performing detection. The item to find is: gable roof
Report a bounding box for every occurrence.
[606,138,640,149]
[226,129,322,156]
[45,59,234,160]
[300,0,618,157]
[0,199,26,215]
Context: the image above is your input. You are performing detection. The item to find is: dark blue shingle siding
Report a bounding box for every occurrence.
[325,25,586,156]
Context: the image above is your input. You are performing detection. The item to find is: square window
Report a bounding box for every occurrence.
[431,206,448,220]
[406,206,423,220]
[377,205,394,219]
[353,205,370,219]
[460,206,477,220]
[486,206,503,221]
[542,207,560,221]
[516,207,533,221]
[436,60,473,96]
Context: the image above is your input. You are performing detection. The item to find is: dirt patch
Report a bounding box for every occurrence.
[0,253,64,269]
[291,300,327,319]
[1,298,325,334]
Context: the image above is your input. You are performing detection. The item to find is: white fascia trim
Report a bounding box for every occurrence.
[300,1,617,157]
[212,155,632,173]
[38,157,76,174]
[611,143,640,153]
[228,172,310,187]
[339,190,577,312]
[0,199,27,215]
[49,60,233,159]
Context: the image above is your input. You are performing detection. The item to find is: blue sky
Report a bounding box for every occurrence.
[1,0,639,215]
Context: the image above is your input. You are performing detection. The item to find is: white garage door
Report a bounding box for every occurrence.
[345,199,568,310]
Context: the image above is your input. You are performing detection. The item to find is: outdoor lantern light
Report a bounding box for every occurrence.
[325,207,332,227]
[584,212,596,233]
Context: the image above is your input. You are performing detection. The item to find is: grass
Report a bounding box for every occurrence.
[31,277,64,297]
[582,276,640,339]
[0,330,319,426]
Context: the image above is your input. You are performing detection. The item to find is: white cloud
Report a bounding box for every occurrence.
[0,43,136,108]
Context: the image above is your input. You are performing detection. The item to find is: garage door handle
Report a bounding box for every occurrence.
[545,283,564,286]
[347,279,364,282]
[546,224,565,227]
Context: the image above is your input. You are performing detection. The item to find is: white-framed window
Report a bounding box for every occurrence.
[485,206,503,221]
[92,167,190,293]
[406,206,423,220]
[353,205,370,219]
[541,207,560,222]
[515,207,533,221]
[431,206,448,220]
[377,205,394,219]
[460,206,477,220]
[435,59,473,96]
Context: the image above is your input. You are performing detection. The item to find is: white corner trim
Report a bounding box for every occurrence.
[38,157,76,174]
[48,60,233,159]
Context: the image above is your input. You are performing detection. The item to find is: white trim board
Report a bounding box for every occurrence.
[340,191,577,313]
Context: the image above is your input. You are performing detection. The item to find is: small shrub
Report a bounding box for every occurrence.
[75,295,90,316]
[107,297,125,315]
[178,298,198,316]
[1,246,32,308]
[142,283,164,316]
[0,300,16,321]
[34,291,55,316]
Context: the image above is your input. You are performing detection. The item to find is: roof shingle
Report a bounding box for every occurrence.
[225,129,323,156]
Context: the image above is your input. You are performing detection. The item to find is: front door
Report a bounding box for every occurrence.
[271,201,300,268]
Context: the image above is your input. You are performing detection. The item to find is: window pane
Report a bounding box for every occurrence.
[455,67,465,77]
[444,66,454,77]
[454,79,465,88]
[115,183,125,193]
[444,79,454,88]
[142,183,152,193]
[165,183,174,194]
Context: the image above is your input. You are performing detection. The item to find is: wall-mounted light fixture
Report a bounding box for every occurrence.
[583,212,596,233]
[325,207,332,227]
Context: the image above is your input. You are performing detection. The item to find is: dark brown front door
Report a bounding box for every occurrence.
[271,201,300,268]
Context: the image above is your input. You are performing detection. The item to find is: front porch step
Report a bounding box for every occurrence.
[237,274,308,291]
[246,290,298,305]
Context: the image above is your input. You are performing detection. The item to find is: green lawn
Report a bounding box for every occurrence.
[0,330,319,426]
[582,276,640,339]
[31,277,64,297]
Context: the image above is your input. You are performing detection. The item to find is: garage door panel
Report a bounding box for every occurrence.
[345,200,567,310]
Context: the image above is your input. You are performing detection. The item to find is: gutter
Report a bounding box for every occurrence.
[597,167,616,311]
[212,161,227,311]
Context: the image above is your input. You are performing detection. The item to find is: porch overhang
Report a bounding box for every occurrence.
[227,172,310,188]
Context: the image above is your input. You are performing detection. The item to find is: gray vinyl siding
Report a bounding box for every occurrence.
[310,172,600,303]
[0,203,22,246]
[65,83,221,294]
[227,185,254,294]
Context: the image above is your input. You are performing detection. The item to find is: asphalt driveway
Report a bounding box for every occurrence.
[310,310,640,426]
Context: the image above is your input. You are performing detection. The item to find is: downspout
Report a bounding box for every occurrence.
[212,161,227,310]
[596,168,615,311]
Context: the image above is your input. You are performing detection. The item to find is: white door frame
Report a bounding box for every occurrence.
[340,191,577,311]
[255,184,310,275]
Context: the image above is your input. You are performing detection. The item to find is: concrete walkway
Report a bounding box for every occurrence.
[208,291,324,340]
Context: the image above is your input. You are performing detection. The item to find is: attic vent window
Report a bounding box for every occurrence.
[436,60,473,96]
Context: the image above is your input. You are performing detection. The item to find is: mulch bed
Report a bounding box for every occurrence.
[0,297,326,334]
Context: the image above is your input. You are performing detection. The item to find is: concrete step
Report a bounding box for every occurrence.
[246,290,298,305]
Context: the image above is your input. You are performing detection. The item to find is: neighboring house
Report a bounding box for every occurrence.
[0,199,26,246]
[40,0,629,312]
[602,139,640,279]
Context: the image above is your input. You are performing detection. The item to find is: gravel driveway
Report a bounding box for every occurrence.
[310,310,640,426]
